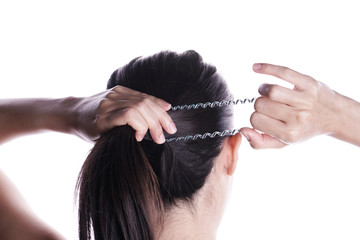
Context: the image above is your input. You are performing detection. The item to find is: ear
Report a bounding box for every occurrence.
[223,133,242,176]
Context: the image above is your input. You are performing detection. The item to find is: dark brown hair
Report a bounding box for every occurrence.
[76,50,233,240]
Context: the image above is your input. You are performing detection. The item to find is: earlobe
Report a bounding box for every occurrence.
[226,133,242,176]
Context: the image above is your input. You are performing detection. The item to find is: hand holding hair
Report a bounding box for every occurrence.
[0,86,176,144]
[241,63,360,149]
[76,51,238,240]
[72,85,176,144]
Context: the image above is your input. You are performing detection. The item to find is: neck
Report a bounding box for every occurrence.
[157,171,227,240]
[158,205,217,240]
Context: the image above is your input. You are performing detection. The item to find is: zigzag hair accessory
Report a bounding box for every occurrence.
[170,98,255,111]
[165,97,255,143]
[166,129,242,143]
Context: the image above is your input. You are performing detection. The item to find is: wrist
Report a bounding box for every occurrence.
[41,97,81,135]
[62,96,96,140]
[327,92,360,146]
[313,81,341,137]
[57,97,82,135]
[325,91,343,135]
[326,91,352,139]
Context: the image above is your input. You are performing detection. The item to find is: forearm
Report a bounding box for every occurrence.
[329,93,360,147]
[0,170,64,240]
[0,97,78,144]
[0,86,176,144]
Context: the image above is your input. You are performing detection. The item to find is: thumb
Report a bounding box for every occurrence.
[240,127,287,149]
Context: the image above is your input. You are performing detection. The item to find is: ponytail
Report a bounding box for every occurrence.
[76,126,163,240]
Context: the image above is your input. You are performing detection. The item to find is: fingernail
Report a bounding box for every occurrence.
[135,133,143,142]
[242,132,251,142]
[169,122,177,134]
[258,83,270,96]
[158,134,165,144]
[163,102,171,111]
[253,63,263,71]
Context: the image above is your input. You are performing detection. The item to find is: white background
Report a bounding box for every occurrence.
[0,0,360,239]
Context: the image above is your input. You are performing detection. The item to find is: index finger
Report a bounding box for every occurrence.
[253,63,314,90]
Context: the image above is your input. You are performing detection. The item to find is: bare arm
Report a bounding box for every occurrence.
[0,86,177,145]
[0,98,76,144]
[328,93,360,145]
[0,86,177,238]
[0,170,65,240]
[241,63,360,149]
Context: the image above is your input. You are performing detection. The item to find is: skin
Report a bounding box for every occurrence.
[0,85,176,144]
[2,64,359,238]
[0,86,177,239]
[241,63,360,149]
[157,134,242,240]
[0,170,65,240]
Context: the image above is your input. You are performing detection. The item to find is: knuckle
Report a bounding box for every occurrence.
[134,99,148,111]
[296,111,311,125]
[122,109,148,132]
[305,76,317,87]
[161,113,172,126]
[297,92,315,109]
[309,79,320,94]
[254,97,267,112]
[142,97,153,106]
[98,98,110,110]
[250,142,262,150]
[254,98,262,111]
[281,127,301,143]
[112,85,123,92]
[149,120,162,131]
[141,116,158,131]
[122,108,136,119]
[106,91,119,99]
[250,112,260,127]
[140,92,149,99]
[267,85,278,99]
[282,67,293,76]
[305,74,316,83]
[137,126,148,134]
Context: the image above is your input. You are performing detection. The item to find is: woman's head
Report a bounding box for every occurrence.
[77,50,241,240]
